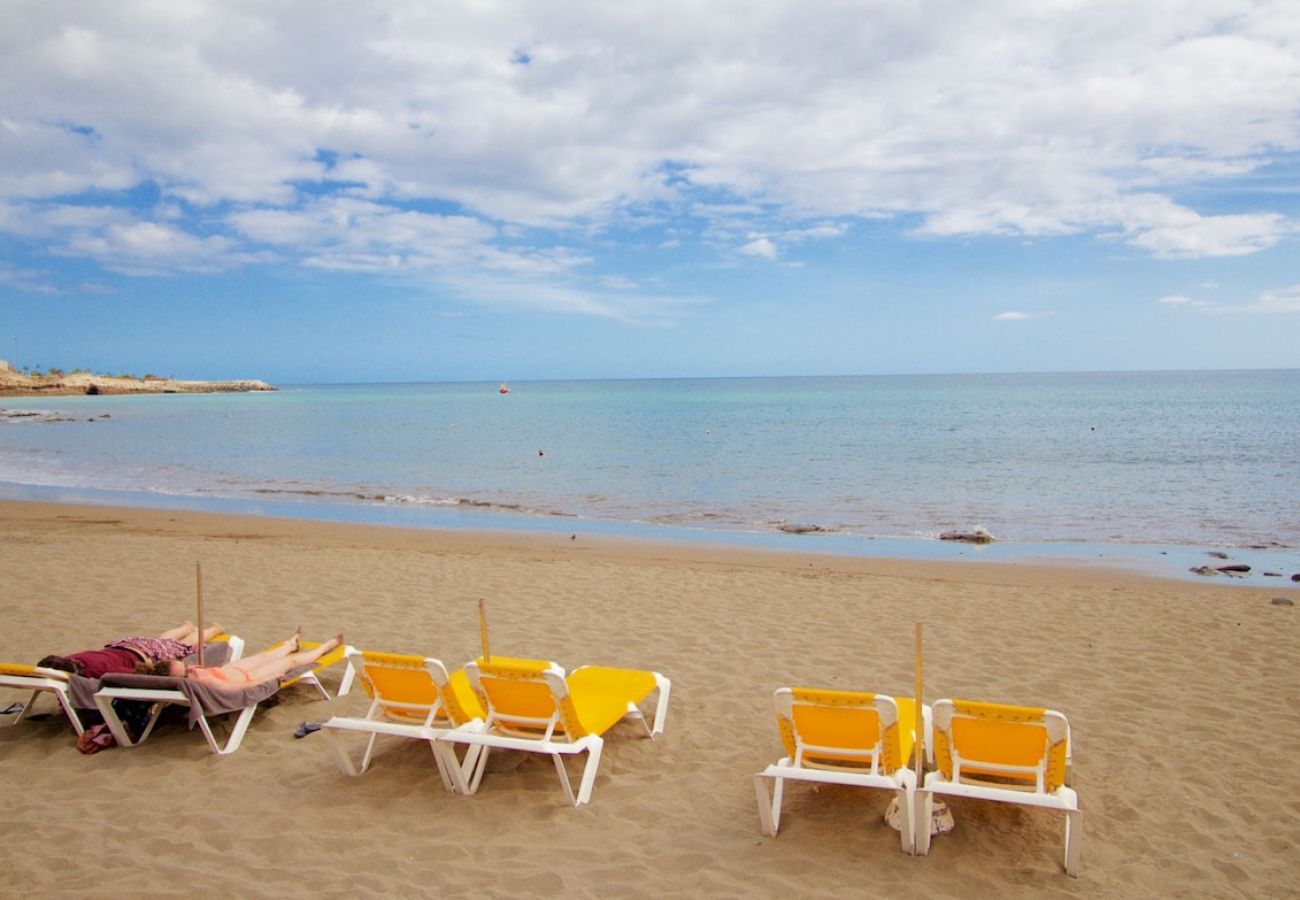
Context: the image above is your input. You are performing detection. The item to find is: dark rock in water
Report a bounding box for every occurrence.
[1217,564,1251,574]
[1264,571,1282,577]
[1293,574,1300,583]
[1190,566,1219,577]
[1207,551,1230,560]
[779,524,825,535]
[1272,597,1295,606]
[939,528,994,544]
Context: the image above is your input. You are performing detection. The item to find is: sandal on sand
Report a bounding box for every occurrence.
[294,721,322,739]
[2,702,24,716]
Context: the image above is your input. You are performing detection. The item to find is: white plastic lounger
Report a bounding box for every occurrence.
[0,664,93,735]
[320,649,485,792]
[755,687,927,854]
[441,657,670,807]
[0,634,245,739]
[917,698,1081,877]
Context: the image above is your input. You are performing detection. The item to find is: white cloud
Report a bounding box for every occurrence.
[739,237,777,259]
[0,262,58,294]
[994,311,1033,321]
[60,221,271,275]
[1,0,1298,310]
[1158,285,1300,314]
[1247,285,1300,313]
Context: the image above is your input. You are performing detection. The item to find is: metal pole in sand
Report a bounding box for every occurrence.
[196,562,206,666]
[478,598,491,663]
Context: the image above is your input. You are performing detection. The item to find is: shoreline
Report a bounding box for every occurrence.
[3,482,1297,587]
[3,496,1299,896]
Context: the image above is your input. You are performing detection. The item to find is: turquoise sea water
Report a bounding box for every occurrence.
[2,371,1298,580]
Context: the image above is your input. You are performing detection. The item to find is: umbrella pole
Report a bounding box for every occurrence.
[196,562,206,666]
[478,598,491,663]
[914,623,923,776]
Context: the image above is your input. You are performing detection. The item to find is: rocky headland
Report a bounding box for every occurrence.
[0,359,274,396]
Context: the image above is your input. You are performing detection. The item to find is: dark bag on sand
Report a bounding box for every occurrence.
[74,699,154,754]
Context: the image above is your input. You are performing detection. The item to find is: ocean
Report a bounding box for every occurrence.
[2,370,1298,581]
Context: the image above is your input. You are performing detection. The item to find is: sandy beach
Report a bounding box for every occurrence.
[2,499,1297,898]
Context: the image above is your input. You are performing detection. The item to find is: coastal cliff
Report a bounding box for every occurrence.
[0,360,275,396]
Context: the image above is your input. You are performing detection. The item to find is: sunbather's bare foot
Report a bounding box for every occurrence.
[287,625,304,652]
[323,634,344,653]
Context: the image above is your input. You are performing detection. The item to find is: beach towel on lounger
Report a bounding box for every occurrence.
[97,671,281,729]
[65,641,235,711]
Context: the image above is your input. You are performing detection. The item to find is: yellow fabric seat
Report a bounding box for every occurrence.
[756,687,925,854]
[275,639,357,700]
[443,657,670,806]
[320,649,490,789]
[917,698,1081,876]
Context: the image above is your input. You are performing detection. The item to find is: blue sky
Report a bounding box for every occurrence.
[1,1,1298,383]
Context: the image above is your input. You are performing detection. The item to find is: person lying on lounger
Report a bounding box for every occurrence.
[153,629,344,689]
[37,621,226,678]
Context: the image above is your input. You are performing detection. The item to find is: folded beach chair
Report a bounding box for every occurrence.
[441,657,671,806]
[320,650,487,791]
[0,634,245,738]
[917,698,1081,877]
[754,687,927,854]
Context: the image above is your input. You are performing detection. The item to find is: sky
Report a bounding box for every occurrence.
[1,0,1298,383]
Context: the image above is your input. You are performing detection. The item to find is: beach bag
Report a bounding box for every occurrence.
[76,723,116,754]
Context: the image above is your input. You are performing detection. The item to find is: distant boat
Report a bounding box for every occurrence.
[499,383,510,394]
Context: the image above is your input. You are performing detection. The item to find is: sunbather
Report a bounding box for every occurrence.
[155,629,344,690]
[37,621,225,678]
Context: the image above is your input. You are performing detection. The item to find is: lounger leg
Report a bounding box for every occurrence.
[301,672,331,701]
[325,729,364,777]
[465,745,490,795]
[94,693,139,747]
[6,691,37,725]
[915,790,933,855]
[9,691,35,726]
[753,773,783,837]
[553,753,577,806]
[1064,807,1082,877]
[573,738,604,806]
[895,787,916,855]
[429,741,456,793]
[650,675,671,737]
[51,691,88,736]
[439,742,484,795]
[200,706,256,755]
[360,732,380,773]
[336,658,356,697]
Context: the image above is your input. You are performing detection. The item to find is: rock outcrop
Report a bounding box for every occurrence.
[0,368,275,396]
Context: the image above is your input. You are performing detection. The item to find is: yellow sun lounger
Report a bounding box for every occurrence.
[441,657,671,806]
[755,687,926,854]
[0,634,246,738]
[917,698,1081,876]
[0,663,94,736]
[320,649,487,792]
[275,639,357,700]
